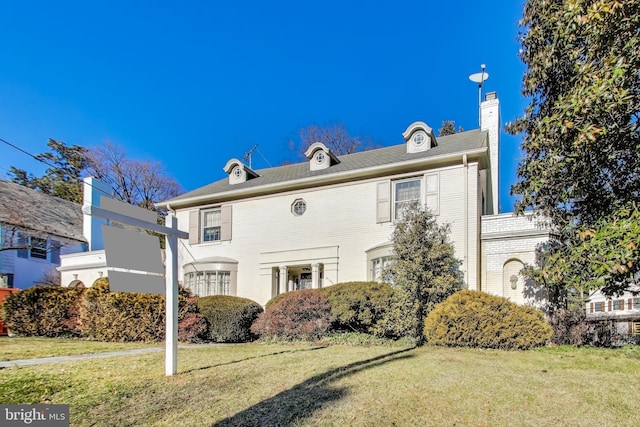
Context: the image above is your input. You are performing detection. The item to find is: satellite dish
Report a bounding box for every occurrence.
[469,72,489,84]
[469,64,489,84]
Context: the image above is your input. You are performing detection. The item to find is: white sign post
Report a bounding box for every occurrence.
[82,178,188,376]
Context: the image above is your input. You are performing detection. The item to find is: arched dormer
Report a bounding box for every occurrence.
[304,142,340,171]
[223,158,260,185]
[402,121,437,154]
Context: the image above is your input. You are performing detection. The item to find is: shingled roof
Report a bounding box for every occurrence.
[160,129,488,208]
[0,179,86,242]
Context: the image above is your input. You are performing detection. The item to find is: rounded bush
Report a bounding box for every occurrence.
[318,281,394,333]
[198,295,263,342]
[251,289,331,340]
[1,286,84,337]
[424,290,552,350]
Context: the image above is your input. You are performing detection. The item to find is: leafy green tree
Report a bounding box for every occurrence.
[9,139,90,204]
[508,0,640,298]
[373,204,463,343]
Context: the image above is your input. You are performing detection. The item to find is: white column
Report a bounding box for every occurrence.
[311,263,320,289]
[279,265,288,294]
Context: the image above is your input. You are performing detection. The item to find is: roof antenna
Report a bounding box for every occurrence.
[242,144,258,168]
[469,64,489,127]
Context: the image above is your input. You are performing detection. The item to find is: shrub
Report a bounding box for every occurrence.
[548,308,589,346]
[198,295,263,342]
[318,281,394,333]
[1,286,84,337]
[178,297,208,343]
[251,289,331,340]
[81,278,207,343]
[424,290,552,350]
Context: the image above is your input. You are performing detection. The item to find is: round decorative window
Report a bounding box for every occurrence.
[413,132,426,146]
[292,199,306,216]
[314,151,326,164]
[233,166,242,178]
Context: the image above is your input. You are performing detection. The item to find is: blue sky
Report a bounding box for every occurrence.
[0,1,528,212]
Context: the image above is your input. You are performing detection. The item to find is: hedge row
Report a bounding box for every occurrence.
[1,279,260,343]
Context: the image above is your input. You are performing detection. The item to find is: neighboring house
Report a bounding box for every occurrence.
[152,92,548,306]
[585,287,640,341]
[0,179,86,289]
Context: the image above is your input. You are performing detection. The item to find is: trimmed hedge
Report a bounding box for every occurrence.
[251,289,331,340]
[80,278,206,343]
[1,286,84,337]
[197,295,263,343]
[424,290,552,350]
[318,281,394,333]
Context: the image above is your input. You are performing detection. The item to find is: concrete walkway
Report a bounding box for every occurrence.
[0,343,228,368]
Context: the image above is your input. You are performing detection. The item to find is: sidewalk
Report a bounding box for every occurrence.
[0,343,227,368]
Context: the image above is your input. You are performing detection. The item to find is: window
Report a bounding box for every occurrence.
[30,237,47,259]
[183,271,230,296]
[613,300,623,310]
[633,298,640,309]
[292,199,306,216]
[202,209,221,242]
[314,151,325,164]
[371,256,392,282]
[594,301,605,312]
[394,178,421,220]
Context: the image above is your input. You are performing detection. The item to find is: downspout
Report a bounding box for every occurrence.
[463,154,468,287]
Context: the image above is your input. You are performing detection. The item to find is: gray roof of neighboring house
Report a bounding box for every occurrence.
[0,179,86,242]
[161,129,488,208]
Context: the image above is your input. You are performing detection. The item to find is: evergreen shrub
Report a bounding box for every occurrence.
[197,295,263,342]
[251,289,330,340]
[81,278,206,342]
[1,286,84,337]
[318,281,393,333]
[424,290,552,350]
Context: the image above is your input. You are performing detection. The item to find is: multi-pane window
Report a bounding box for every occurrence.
[594,301,605,312]
[30,238,48,259]
[202,209,221,242]
[184,271,230,296]
[394,178,421,220]
[633,298,640,309]
[613,300,623,310]
[371,256,392,282]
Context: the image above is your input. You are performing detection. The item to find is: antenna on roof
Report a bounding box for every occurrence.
[469,64,489,127]
[242,144,258,168]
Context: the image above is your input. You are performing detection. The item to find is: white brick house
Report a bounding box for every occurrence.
[156,93,548,306]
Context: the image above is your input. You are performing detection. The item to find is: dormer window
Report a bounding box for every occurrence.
[223,158,259,185]
[304,142,340,171]
[402,122,437,154]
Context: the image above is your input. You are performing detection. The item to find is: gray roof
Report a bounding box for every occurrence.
[0,179,86,242]
[162,129,488,208]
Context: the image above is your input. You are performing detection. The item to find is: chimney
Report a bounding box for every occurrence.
[481,91,500,214]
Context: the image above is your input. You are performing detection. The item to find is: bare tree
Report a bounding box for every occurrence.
[288,122,377,160]
[88,141,183,211]
[438,121,463,136]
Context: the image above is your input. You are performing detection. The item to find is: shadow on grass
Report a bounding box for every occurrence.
[181,346,329,374]
[211,347,415,427]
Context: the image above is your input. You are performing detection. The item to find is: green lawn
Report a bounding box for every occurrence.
[1,339,639,426]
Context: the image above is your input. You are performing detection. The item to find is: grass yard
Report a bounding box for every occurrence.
[0,337,160,361]
[1,339,640,426]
